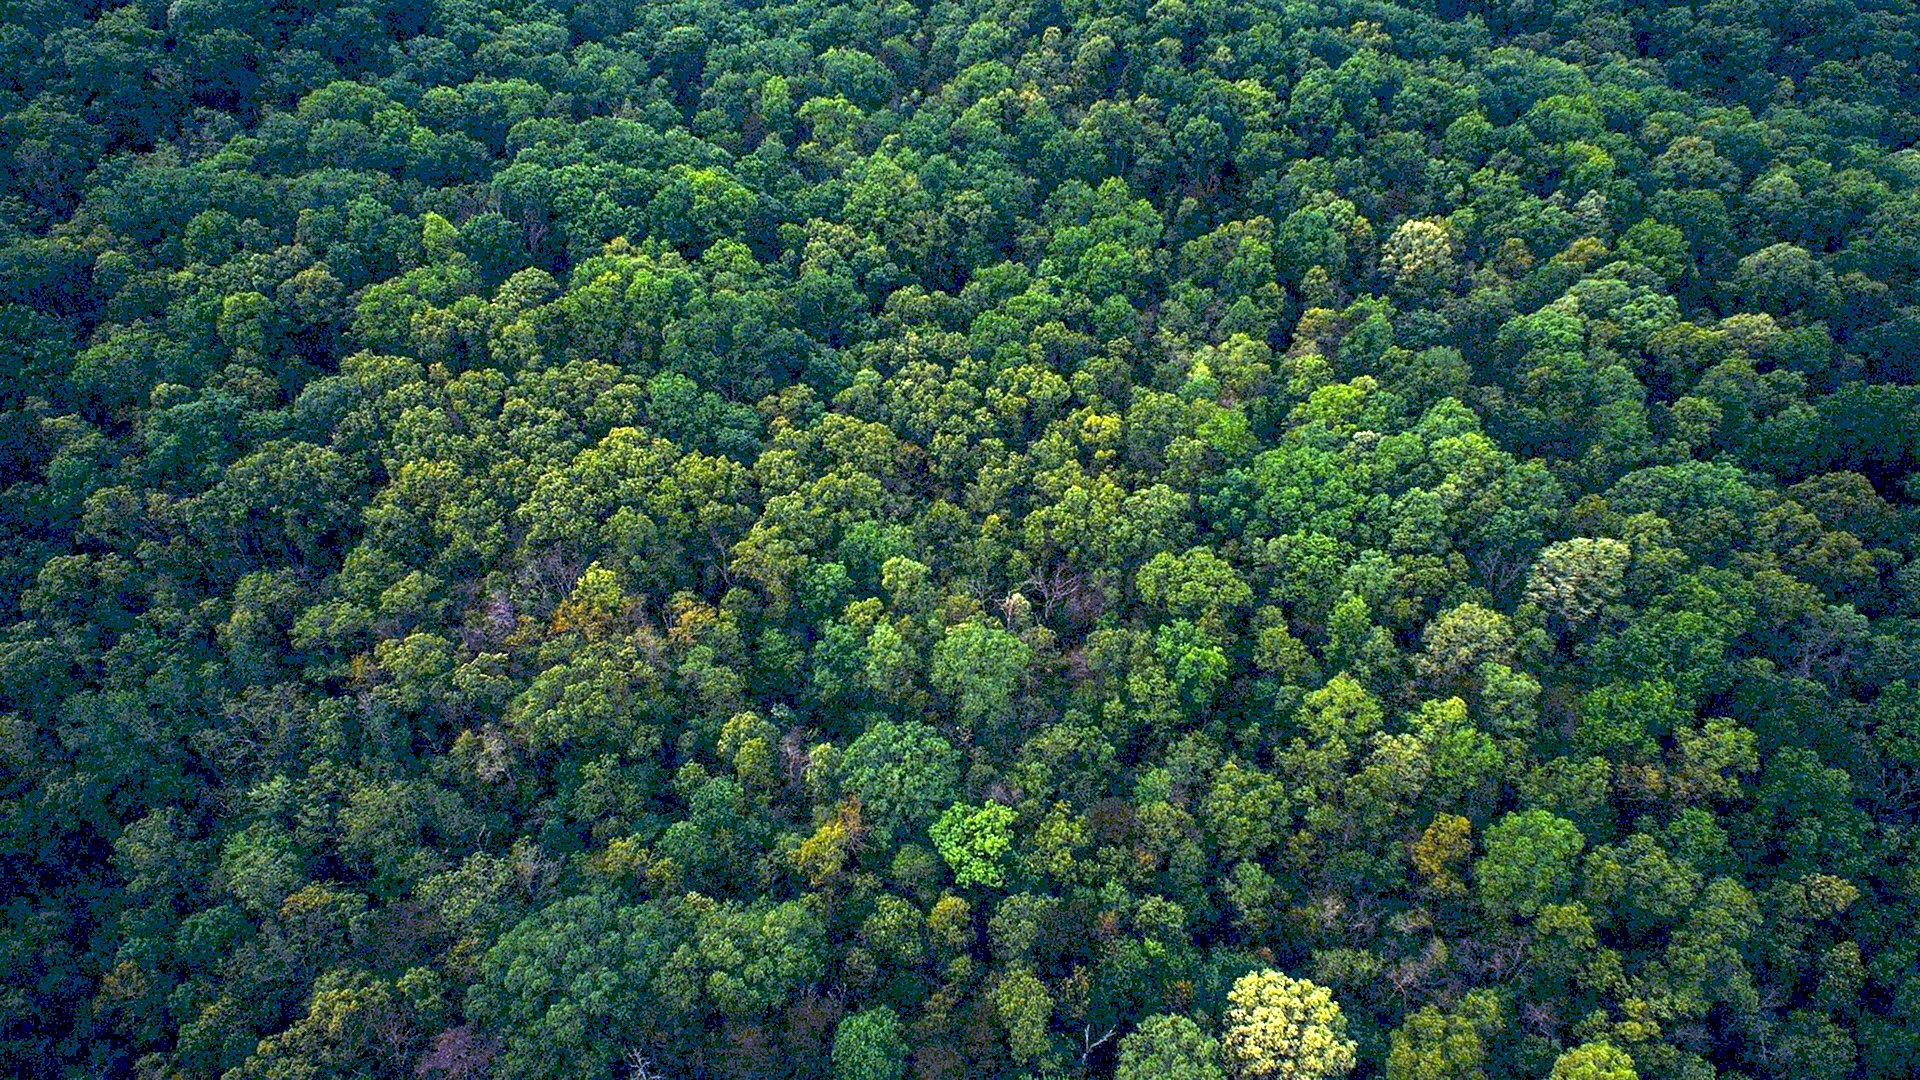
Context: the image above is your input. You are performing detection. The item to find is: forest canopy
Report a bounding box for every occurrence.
[2,0,1919,1078]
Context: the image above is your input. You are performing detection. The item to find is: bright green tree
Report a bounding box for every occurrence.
[931,802,1018,889]
[1116,1014,1226,1080]
[1548,1041,1639,1080]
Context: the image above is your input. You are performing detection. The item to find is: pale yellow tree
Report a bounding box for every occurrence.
[1380,218,1457,298]
[1223,970,1358,1080]
[1525,537,1630,630]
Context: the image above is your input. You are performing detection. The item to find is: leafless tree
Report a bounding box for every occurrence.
[622,1048,672,1080]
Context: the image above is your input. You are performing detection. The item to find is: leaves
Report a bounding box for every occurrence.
[1222,970,1357,1080]
[4,0,1919,1077]
[931,803,1018,890]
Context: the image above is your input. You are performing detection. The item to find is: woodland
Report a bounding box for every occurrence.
[2,0,1919,1079]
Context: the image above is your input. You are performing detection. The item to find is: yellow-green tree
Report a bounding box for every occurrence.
[1222,970,1357,1080]
[1549,1041,1639,1080]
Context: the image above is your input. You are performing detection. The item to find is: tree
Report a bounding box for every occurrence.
[1222,970,1357,1080]
[692,898,828,1018]
[1549,1041,1639,1080]
[993,965,1055,1065]
[832,1006,908,1080]
[1135,546,1255,635]
[465,893,689,1080]
[931,802,1018,889]
[1731,243,1838,319]
[234,966,440,1078]
[1580,832,1704,936]
[1526,538,1629,634]
[1410,814,1472,898]
[929,621,1033,733]
[1116,1014,1225,1080]
[1384,991,1501,1080]
[835,720,961,843]
[1476,810,1585,919]
[1774,1010,1856,1080]
[1417,603,1517,689]
[1201,761,1289,864]
[1381,218,1458,302]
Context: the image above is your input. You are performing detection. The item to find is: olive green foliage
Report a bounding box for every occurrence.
[1385,991,1502,1080]
[3,0,1920,1078]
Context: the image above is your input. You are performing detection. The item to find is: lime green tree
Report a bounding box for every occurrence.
[930,802,1018,889]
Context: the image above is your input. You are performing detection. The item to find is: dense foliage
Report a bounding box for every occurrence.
[2,0,1919,1078]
